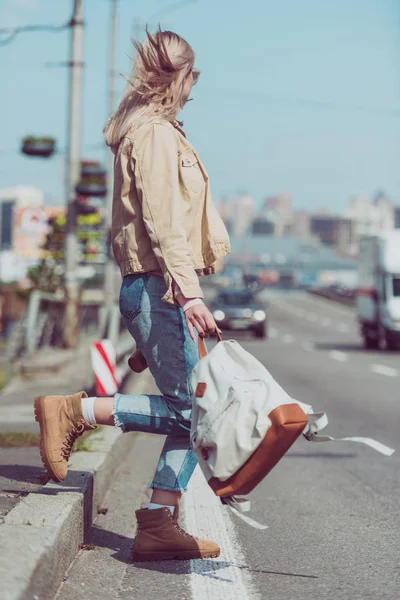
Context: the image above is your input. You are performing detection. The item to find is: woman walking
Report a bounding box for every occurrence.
[34,29,230,562]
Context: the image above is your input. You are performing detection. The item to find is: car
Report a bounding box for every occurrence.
[210,287,268,339]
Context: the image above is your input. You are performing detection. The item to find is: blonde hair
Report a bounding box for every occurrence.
[104,29,195,148]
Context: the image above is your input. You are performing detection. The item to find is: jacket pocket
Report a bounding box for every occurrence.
[119,274,149,323]
[181,150,203,193]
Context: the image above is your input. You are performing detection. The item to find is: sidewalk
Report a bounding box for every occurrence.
[0,447,48,521]
[0,341,140,600]
[53,370,255,600]
[0,344,96,433]
[0,368,148,600]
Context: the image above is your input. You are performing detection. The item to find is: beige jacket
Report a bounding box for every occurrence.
[111,117,230,304]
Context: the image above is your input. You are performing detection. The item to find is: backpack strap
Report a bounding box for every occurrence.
[221,496,268,530]
[198,331,222,360]
[303,412,395,456]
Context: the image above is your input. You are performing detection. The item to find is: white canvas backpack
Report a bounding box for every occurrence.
[190,337,395,528]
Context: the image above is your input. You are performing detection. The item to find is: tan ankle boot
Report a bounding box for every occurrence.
[34,391,96,482]
[132,507,220,561]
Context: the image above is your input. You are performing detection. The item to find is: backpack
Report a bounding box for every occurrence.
[190,337,395,529]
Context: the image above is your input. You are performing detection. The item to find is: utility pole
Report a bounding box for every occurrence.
[64,0,84,348]
[103,0,118,317]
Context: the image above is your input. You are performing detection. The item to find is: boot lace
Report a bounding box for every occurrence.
[173,522,193,538]
[169,513,193,539]
[60,421,86,460]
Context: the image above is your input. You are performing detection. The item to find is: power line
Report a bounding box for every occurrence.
[148,0,197,23]
[0,18,73,46]
[200,88,400,119]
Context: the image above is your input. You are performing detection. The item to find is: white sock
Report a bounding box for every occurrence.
[81,396,97,425]
[148,503,174,515]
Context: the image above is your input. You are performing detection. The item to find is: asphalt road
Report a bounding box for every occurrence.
[229,291,400,600]
[54,292,399,600]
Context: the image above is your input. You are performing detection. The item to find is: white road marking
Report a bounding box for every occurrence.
[184,468,259,600]
[276,298,306,318]
[304,294,354,317]
[269,328,278,338]
[321,318,331,327]
[338,323,350,333]
[371,364,399,377]
[329,351,348,362]
[302,342,315,351]
[307,314,317,322]
[283,334,294,344]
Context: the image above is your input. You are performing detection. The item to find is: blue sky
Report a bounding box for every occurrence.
[1,0,400,211]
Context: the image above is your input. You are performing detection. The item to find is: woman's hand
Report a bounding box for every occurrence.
[185,303,218,342]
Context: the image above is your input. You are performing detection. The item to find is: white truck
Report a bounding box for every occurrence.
[357,232,400,350]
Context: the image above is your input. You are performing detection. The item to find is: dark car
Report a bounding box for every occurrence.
[211,288,267,339]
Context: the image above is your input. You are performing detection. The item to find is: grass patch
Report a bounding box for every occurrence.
[72,426,103,452]
[0,366,9,392]
[0,432,40,447]
[0,426,101,450]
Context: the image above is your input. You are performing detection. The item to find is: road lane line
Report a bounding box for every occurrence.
[338,323,350,333]
[304,294,354,317]
[302,342,315,351]
[269,328,278,338]
[371,364,399,377]
[184,468,259,600]
[283,334,294,344]
[307,314,317,322]
[329,351,348,362]
[321,318,331,327]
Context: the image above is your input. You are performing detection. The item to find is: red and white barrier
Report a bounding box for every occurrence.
[91,339,120,396]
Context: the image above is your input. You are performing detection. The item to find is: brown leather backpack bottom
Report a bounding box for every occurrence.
[208,403,308,497]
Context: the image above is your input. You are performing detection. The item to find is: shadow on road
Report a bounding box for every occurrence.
[90,524,318,580]
[0,464,47,490]
[131,558,319,580]
[287,452,357,459]
[0,466,94,497]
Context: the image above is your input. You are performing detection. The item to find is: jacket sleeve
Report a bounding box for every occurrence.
[132,123,204,304]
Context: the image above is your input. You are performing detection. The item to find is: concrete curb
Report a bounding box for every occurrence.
[0,426,138,600]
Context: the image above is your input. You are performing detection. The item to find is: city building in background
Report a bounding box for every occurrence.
[395,206,400,229]
[264,193,292,215]
[227,234,357,289]
[216,197,234,234]
[292,210,311,239]
[260,193,293,237]
[215,188,398,259]
[345,192,394,241]
[0,185,105,283]
[231,194,256,236]
[251,217,275,235]
[0,186,46,282]
[311,215,354,252]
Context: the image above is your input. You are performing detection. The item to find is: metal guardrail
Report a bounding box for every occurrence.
[308,289,355,307]
[6,291,136,380]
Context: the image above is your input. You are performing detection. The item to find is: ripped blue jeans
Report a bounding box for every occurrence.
[114,274,199,492]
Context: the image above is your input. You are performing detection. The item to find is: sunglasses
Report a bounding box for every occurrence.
[192,68,200,85]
